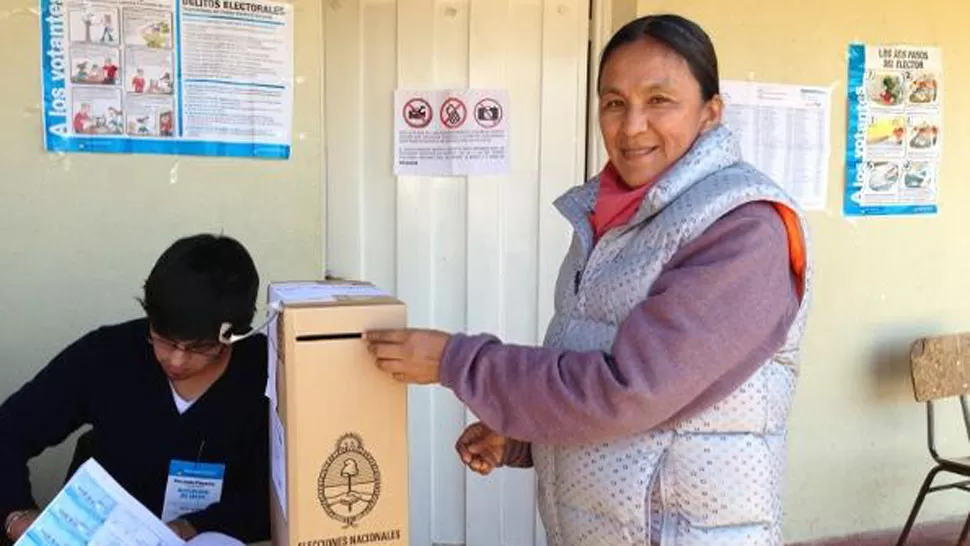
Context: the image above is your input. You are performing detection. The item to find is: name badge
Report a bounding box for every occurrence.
[161,460,226,523]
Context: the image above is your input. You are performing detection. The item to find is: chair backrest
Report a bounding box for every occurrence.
[910,332,970,402]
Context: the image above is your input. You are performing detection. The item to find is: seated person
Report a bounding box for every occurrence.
[1,234,270,544]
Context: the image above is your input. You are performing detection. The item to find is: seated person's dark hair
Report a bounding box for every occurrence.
[140,233,258,342]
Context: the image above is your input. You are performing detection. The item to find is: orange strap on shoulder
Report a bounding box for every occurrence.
[771,204,807,300]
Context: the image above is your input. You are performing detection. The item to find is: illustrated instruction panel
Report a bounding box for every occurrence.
[845,43,943,216]
[40,0,294,158]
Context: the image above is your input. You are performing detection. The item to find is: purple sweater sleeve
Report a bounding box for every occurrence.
[440,202,800,447]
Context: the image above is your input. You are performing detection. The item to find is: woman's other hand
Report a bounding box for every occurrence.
[365,329,450,385]
[456,422,507,476]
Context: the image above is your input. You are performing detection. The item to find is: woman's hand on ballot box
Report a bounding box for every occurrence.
[365,329,450,385]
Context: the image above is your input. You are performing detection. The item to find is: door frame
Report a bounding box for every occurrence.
[586,0,612,179]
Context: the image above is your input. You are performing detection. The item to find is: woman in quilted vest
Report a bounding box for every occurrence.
[367,13,812,546]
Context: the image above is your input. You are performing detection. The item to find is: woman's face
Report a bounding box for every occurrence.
[598,38,722,187]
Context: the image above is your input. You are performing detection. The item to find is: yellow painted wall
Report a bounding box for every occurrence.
[0,0,324,505]
[634,0,970,541]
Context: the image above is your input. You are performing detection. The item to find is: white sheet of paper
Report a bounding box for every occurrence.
[270,409,288,521]
[15,458,184,546]
[721,80,832,210]
[393,88,511,176]
[265,310,281,408]
[185,533,244,546]
[269,282,390,305]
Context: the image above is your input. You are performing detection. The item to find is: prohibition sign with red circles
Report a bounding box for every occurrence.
[474,98,503,128]
[440,97,467,129]
[402,98,433,128]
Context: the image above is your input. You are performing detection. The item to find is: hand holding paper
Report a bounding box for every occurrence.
[13,459,244,546]
[166,519,198,541]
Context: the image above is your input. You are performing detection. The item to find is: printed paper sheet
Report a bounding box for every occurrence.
[394,89,510,176]
[15,459,182,546]
[721,80,832,211]
[15,459,243,546]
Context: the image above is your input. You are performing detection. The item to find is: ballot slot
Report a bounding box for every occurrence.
[294,332,363,342]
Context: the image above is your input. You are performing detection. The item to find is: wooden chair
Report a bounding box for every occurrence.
[897,333,970,545]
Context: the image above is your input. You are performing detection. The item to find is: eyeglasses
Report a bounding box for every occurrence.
[147,333,226,358]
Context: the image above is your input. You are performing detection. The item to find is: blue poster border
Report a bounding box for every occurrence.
[39,0,290,160]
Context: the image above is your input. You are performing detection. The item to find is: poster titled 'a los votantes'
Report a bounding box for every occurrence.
[845,43,943,216]
[40,0,294,159]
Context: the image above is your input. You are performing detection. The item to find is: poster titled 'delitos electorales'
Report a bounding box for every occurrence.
[40,0,294,159]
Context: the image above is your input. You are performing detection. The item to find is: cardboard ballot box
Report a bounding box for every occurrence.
[267,281,409,546]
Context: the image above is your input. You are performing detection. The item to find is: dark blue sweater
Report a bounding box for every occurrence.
[0,318,270,543]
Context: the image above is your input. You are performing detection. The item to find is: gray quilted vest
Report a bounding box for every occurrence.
[533,124,813,546]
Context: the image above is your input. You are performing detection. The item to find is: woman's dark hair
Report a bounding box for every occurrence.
[141,233,259,341]
[598,14,719,101]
